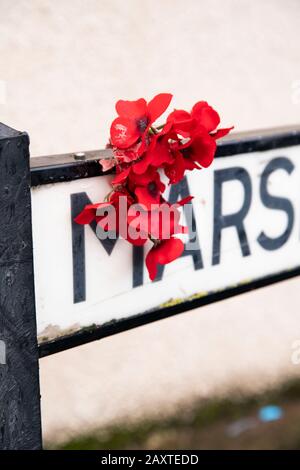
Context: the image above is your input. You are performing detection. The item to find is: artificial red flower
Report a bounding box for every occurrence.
[167,101,233,139]
[129,168,165,210]
[145,237,185,281]
[75,94,233,281]
[180,131,217,168]
[110,93,172,149]
[132,137,173,175]
[163,129,217,184]
[111,165,166,205]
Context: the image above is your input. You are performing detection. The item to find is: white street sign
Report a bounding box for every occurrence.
[32,145,300,343]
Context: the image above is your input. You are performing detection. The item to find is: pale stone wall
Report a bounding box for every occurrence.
[1,0,300,156]
[1,0,300,444]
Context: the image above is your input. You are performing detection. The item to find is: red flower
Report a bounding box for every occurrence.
[132,126,175,175]
[146,237,185,281]
[179,131,217,168]
[129,168,165,210]
[167,101,233,138]
[111,165,166,208]
[110,93,173,149]
[163,123,220,185]
[75,94,233,281]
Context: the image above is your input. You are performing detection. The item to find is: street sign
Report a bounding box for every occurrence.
[31,127,300,356]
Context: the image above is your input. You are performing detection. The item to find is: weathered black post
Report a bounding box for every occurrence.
[0,123,42,449]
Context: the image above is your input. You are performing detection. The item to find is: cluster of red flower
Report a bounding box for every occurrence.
[75,93,232,281]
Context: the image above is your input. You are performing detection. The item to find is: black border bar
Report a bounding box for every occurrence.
[0,124,42,448]
[30,125,300,187]
[39,266,300,358]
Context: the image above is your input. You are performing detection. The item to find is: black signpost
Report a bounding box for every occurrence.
[0,124,42,449]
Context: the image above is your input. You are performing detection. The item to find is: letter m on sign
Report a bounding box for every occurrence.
[71,192,118,303]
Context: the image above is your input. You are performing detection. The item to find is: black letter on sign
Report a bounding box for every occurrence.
[155,176,203,282]
[132,245,144,288]
[71,192,119,303]
[212,167,252,265]
[257,157,294,250]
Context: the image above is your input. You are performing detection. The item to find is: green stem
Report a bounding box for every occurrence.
[149,123,165,135]
[104,189,114,202]
[149,126,158,135]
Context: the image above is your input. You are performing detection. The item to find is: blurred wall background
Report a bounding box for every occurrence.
[1,0,300,156]
[1,0,300,445]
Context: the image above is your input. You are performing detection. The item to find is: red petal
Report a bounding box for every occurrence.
[129,167,158,186]
[192,101,220,132]
[184,159,200,170]
[109,190,133,206]
[135,186,160,210]
[149,203,189,239]
[150,139,174,167]
[164,151,186,184]
[147,93,173,124]
[115,98,147,119]
[134,137,174,176]
[167,110,196,136]
[100,158,116,172]
[110,117,140,148]
[145,237,184,281]
[189,133,217,168]
[113,140,144,163]
[74,203,101,224]
[176,196,194,206]
[167,109,191,123]
[132,152,152,175]
[112,166,131,185]
[156,120,173,137]
[211,126,234,140]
